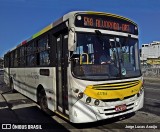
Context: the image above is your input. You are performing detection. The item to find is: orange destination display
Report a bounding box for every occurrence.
[75,14,138,35]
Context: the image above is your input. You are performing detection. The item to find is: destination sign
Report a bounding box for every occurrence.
[75,14,138,35]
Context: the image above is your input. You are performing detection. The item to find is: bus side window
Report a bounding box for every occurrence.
[40,51,50,65]
[20,46,25,67]
[37,37,50,66]
[10,52,14,68]
[26,42,36,66]
[14,50,18,67]
[4,54,9,68]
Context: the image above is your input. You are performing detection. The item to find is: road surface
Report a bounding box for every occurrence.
[142,81,160,116]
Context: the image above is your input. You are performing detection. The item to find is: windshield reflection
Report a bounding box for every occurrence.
[71,33,141,80]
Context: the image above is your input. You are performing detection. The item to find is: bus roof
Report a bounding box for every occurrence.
[5,11,137,54]
[69,11,137,25]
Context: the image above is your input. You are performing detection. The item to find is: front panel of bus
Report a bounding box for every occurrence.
[68,12,144,123]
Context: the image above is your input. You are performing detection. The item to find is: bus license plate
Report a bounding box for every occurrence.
[115,104,127,112]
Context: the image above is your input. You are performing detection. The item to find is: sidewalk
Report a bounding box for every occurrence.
[0,94,19,123]
[0,74,11,94]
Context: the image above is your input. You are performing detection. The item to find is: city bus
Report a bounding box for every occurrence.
[4,11,144,123]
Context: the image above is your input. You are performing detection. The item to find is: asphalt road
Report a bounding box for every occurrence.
[142,81,160,116]
[0,72,160,132]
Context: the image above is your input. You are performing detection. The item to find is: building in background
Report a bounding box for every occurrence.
[141,41,160,65]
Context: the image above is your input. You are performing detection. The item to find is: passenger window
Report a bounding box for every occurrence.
[37,37,50,66]
[26,42,36,66]
[40,51,50,65]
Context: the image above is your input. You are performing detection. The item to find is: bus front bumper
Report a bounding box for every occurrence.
[70,92,144,123]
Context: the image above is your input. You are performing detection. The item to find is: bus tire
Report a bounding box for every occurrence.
[38,89,53,115]
[10,79,16,93]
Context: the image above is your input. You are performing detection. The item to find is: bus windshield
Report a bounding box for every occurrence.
[71,32,141,80]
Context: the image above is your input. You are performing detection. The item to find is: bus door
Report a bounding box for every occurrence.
[55,33,69,116]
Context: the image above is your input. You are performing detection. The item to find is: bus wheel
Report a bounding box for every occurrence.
[38,89,52,115]
[10,80,16,93]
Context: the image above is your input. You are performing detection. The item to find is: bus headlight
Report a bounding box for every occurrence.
[78,92,83,99]
[72,88,105,106]
[94,99,100,106]
[86,97,91,103]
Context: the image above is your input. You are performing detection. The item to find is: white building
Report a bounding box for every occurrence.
[141,41,160,61]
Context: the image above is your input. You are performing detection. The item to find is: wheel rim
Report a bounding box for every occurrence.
[40,94,48,110]
[11,83,14,91]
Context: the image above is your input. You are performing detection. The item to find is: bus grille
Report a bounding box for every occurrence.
[103,103,134,116]
[92,80,140,90]
[105,108,133,116]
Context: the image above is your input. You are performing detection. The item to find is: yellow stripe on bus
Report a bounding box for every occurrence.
[84,80,142,100]
[91,81,140,89]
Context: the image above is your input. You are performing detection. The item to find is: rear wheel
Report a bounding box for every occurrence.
[10,80,16,93]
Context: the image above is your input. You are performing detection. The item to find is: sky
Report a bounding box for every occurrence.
[0,0,160,57]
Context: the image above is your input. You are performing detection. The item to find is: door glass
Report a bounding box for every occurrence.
[57,37,63,111]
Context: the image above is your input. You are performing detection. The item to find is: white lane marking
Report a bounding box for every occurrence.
[144,97,160,102]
